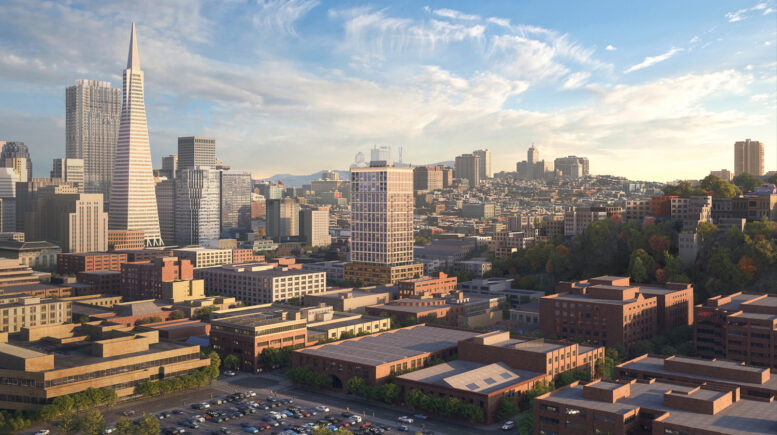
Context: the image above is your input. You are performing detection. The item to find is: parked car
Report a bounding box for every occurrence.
[34,431,50,435]
[501,420,515,430]
[315,406,330,413]
[397,416,414,424]
[223,370,237,376]
[413,414,427,420]
[397,425,409,432]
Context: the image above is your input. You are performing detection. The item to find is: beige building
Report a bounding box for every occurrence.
[0,240,61,269]
[299,207,331,247]
[195,263,326,305]
[50,158,85,192]
[0,259,50,288]
[172,247,232,268]
[24,188,107,253]
[710,169,733,181]
[266,198,299,242]
[0,295,71,333]
[345,163,422,285]
[303,288,391,313]
[734,139,764,176]
[0,323,210,410]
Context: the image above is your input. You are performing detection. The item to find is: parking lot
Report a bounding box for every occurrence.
[25,372,507,435]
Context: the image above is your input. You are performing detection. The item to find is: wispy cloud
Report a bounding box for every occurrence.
[252,0,319,36]
[432,8,480,21]
[725,2,768,22]
[624,47,682,73]
[605,44,617,51]
[562,71,590,89]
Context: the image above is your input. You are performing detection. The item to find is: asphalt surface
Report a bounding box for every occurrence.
[24,372,515,435]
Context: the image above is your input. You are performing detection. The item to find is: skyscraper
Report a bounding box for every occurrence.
[0,141,32,183]
[734,139,764,176]
[344,163,423,284]
[266,198,299,242]
[162,154,177,178]
[473,149,492,178]
[51,158,85,191]
[154,177,176,246]
[25,187,107,253]
[0,168,18,232]
[108,23,163,247]
[454,153,481,187]
[175,168,221,246]
[178,137,216,170]
[554,156,590,178]
[221,172,252,232]
[299,207,331,247]
[65,80,121,196]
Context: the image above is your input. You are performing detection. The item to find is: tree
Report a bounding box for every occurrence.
[768,173,777,186]
[80,409,105,435]
[628,249,653,283]
[700,175,741,198]
[496,397,519,420]
[223,354,241,370]
[113,417,135,435]
[136,414,160,435]
[168,310,185,320]
[195,305,219,321]
[58,412,82,435]
[732,173,762,192]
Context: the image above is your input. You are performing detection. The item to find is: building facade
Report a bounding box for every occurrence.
[299,207,331,247]
[50,158,85,192]
[154,177,175,246]
[221,172,252,232]
[177,136,216,170]
[0,142,32,183]
[734,138,764,176]
[121,256,193,300]
[266,198,300,242]
[108,23,163,247]
[194,263,326,305]
[65,80,120,196]
[175,167,221,246]
[454,153,481,187]
[25,189,108,253]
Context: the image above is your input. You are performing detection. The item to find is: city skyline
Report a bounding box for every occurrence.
[0,1,775,181]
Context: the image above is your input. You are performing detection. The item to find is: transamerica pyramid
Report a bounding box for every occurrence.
[108,22,163,247]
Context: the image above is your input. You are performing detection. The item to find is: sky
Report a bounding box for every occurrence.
[0,0,775,181]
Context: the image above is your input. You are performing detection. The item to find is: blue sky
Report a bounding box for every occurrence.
[0,0,775,180]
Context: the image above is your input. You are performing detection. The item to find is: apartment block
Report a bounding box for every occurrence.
[0,323,209,410]
[734,138,764,176]
[75,271,121,294]
[491,230,534,259]
[120,257,193,300]
[412,166,444,192]
[398,271,457,298]
[303,288,391,313]
[534,378,775,435]
[624,199,651,221]
[541,276,694,348]
[616,354,777,401]
[231,248,264,264]
[194,263,326,305]
[0,295,71,333]
[107,230,145,251]
[695,292,777,368]
[564,207,608,237]
[172,247,232,268]
[57,252,128,275]
[650,195,675,218]
[299,207,331,248]
[732,193,777,221]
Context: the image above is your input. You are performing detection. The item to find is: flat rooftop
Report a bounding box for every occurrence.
[716,293,763,311]
[543,380,777,435]
[398,360,545,394]
[745,296,777,309]
[620,355,777,390]
[298,325,479,366]
[548,293,638,306]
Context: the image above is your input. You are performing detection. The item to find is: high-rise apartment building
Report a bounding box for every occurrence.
[473,149,491,178]
[299,207,331,247]
[154,177,175,245]
[108,23,163,247]
[221,172,252,232]
[65,80,121,196]
[344,163,423,284]
[175,168,221,246]
[734,139,764,176]
[51,158,85,191]
[25,188,107,252]
[266,198,299,242]
[710,168,733,181]
[178,136,216,170]
[412,166,443,191]
[0,141,32,183]
[516,145,554,180]
[454,153,481,187]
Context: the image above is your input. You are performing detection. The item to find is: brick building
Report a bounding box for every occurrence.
[107,230,145,250]
[120,257,193,300]
[534,378,776,435]
[541,276,694,348]
[695,292,777,368]
[616,354,777,401]
[231,249,264,264]
[293,325,479,389]
[76,270,121,294]
[57,252,128,275]
[397,271,457,298]
[114,249,173,262]
[650,195,675,218]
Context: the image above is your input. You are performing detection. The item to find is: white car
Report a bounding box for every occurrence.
[246,391,257,397]
[104,427,116,434]
[397,416,414,424]
[502,420,515,430]
[223,370,237,376]
[35,431,50,435]
[315,406,330,413]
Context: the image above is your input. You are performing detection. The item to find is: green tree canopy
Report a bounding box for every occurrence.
[732,173,762,192]
[699,175,741,198]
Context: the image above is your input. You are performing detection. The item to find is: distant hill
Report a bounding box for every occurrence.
[260,161,454,187]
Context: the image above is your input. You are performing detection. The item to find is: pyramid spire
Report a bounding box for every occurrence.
[127,22,141,70]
